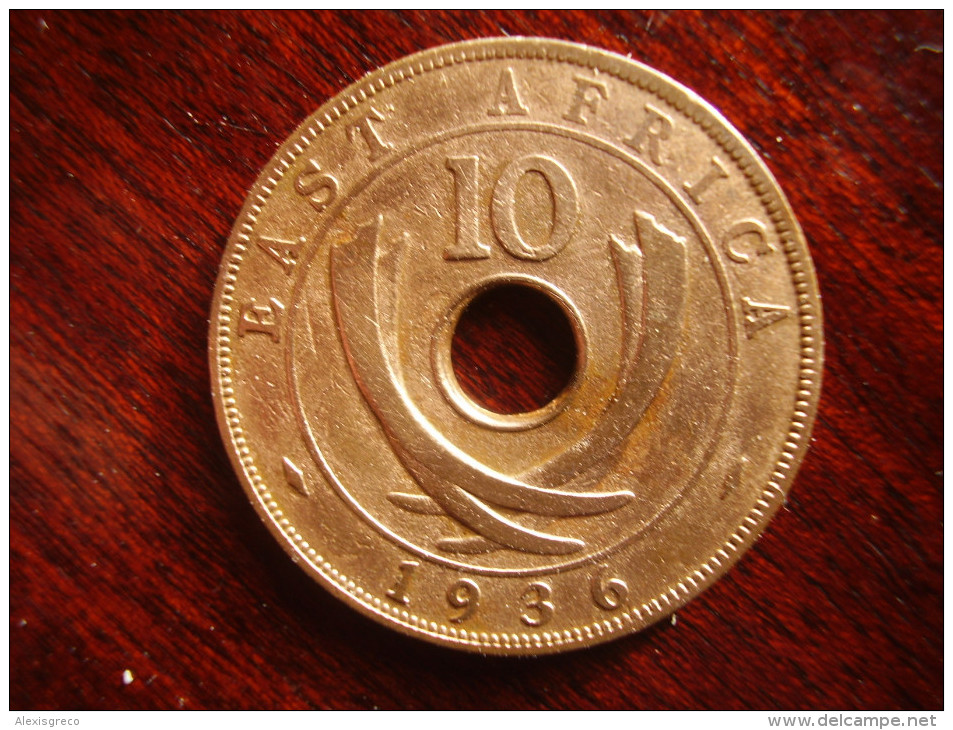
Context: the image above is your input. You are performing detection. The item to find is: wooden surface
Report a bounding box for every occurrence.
[10,11,942,710]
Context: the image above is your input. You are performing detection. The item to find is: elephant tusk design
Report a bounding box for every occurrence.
[323,212,686,555]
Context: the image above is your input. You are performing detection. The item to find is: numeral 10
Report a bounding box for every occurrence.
[445,154,579,262]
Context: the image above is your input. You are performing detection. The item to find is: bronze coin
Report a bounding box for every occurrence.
[210,38,822,654]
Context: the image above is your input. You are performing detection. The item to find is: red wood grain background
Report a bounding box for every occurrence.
[10,11,942,710]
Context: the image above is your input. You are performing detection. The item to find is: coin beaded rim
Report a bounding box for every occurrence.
[210,37,823,654]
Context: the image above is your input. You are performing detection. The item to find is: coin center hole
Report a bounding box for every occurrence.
[450,283,578,415]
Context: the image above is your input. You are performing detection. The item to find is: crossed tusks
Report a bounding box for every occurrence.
[322,212,686,555]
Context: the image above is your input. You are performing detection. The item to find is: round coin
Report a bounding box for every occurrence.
[210,38,822,654]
